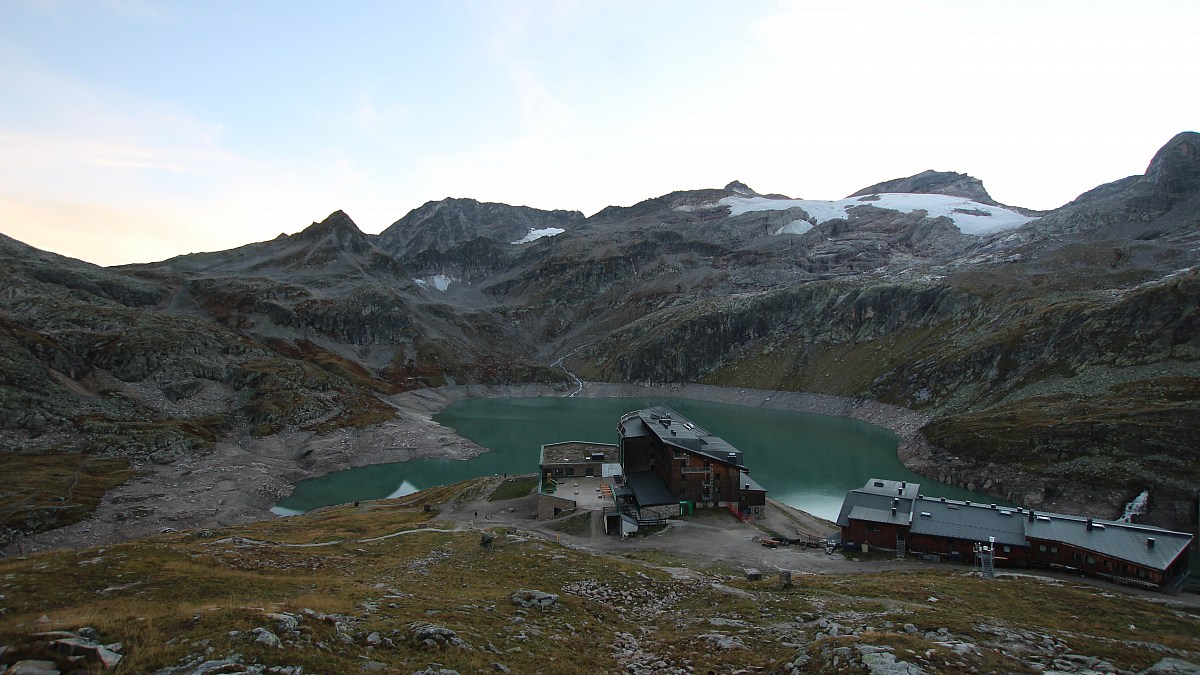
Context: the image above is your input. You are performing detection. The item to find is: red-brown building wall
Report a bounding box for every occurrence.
[843,520,906,550]
[1026,537,1172,585]
[906,533,1029,566]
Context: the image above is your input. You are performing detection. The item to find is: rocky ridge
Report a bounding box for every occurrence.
[0,132,1198,546]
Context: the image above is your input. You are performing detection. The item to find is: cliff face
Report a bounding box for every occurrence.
[2,133,1199,539]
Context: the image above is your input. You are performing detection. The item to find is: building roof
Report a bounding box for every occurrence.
[856,478,922,500]
[910,499,1027,547]
[540,441,618,466]
[835,478,918,527]
[847,505,911,527]
[1025,512,1192,571]
[620,406,747,469]
[625,469,678,507]
[839,478,1194,572]
[739,470,766,493]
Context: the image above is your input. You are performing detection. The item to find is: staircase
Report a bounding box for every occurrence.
[896,536,906,559]
[980,551,995,578]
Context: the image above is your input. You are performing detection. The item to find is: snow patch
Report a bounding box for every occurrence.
[775,219,814,235]
[386,480,420,499]
[413,274,457,292]
[719,193,1036,236]
[271,505,305,517]
[511,227,565,244]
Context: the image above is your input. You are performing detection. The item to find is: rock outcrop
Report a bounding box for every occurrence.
[848,169,998,205]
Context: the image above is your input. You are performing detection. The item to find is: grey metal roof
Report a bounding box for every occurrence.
[909,499,1027,547]
[854,478,922,501]
[847,505,911,527]
[629,406,747,469]
[836,478,917,527]
[1025,513,1192,571]
[625,469,677,507]
[840,478,1194,572]
[739,470,765,493]
[618,413,653,438]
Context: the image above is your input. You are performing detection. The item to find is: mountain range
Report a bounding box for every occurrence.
[1,131,1198,547]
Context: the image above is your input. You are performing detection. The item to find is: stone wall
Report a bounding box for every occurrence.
[537,493,577,519]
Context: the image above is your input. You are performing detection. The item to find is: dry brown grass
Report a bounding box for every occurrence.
[2,482,1197,674]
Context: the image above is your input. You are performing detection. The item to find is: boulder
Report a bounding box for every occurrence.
[407,621,469,650]
[50,637,123,668]
[1138,658,1200,675]
[5,661,61,675]
[509,589,558,610]
[252,627,283,648]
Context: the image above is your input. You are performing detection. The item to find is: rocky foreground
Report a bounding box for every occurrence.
[1,477,1198,674]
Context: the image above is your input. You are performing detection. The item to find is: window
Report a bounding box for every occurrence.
[1072,551,1081,562]
[1050,546,1059,554]
[566,468,574,476]
[586,467,595,477]
[1038,544,1047,553]
[554,468,563,476]
[1086,555,1095,565]
[1003,546,1011,553]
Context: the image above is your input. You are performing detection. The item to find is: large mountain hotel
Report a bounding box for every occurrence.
[616,406,767,518]
[536,407,767,535]
[837,478,1193,591]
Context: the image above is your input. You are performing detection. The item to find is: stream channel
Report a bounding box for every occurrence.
[274,396,1009,521]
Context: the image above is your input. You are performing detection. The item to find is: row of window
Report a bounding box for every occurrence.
[551,467,596,477]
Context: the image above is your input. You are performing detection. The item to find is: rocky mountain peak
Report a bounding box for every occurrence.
[724,180,757,196]
[1143,131,1200,199]
[377,197,585,257]
[297,210,361,238]
[848,170,997,206]
[293,209,372,256]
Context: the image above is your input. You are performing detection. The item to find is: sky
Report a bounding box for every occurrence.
[0,0,1196,267]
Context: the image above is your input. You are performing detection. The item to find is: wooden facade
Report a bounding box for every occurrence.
[618,407,766,517]
[837,478,1194,590]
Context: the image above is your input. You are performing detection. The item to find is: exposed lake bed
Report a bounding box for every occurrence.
[6,381,989,554]
[276,389,1000,520]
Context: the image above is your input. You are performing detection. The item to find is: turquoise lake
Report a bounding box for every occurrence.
[274,396,1007,521]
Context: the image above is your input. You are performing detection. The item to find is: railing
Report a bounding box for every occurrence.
[681,467,709,474]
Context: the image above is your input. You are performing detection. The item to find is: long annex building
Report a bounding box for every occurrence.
[837,478,1193,591]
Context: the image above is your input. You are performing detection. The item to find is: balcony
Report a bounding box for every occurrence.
[681,467,709,474]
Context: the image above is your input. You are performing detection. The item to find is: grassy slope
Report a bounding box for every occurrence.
[1,480,1196,673]
[0,453,134,543]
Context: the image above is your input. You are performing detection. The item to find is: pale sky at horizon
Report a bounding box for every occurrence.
[1,0,1196,267]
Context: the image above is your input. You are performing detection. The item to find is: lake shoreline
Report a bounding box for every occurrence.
[6,381,929,555]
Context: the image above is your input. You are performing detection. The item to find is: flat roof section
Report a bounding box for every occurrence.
[540,441,618,465]
[626,469,678,507]
[854,478,922,500]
